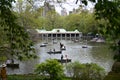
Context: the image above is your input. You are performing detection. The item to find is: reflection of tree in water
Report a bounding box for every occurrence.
[91,44,114,61]
[114,40,120,61]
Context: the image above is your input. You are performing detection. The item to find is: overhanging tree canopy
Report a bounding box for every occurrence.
[76,0,120,61]
[0,0,37,60]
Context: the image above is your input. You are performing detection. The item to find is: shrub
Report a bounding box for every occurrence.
[66,61,106,80]
[34,59,64,80]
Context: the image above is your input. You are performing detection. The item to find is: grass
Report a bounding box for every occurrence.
[7,75,71,80]
[8,75,43,80]
[7,73,120,80]
[103,72,120,80]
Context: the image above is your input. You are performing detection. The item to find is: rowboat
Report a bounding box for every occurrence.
[7,63,19,68]
[57,59,71,63]
[47,51,62,54]
[40,44,47,47]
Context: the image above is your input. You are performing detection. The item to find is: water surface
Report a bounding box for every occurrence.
[7,40,114,74]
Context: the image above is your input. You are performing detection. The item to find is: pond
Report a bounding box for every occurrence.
[6,40,114,75]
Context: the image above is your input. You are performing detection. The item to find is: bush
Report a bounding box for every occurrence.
[34,59,64,80]
[66,61,106,80]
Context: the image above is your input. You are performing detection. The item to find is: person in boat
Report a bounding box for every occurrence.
[53,49,55,52]
[61,55,63,60]
[65,55,68,63]
[6,59,14,64]
[60,43,64,48]
[62,45,65,49]
[6,59,11,64]
[60,43,62,48]
[11,59,14,64]
[61,55,64,63]
[0,64,7,80]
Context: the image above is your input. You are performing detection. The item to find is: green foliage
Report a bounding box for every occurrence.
[93,0,120,61]
[0,56,7,61]
[75,0,120,61]
[34,59,64,80]
[8,75,48,80]
[64,12,99,34]
[45,11,61,30]
[94,0,120,38]
[0,0,37,60]
[7,75,71,80]
[15,0,43,29]
[66,61,105,80]
[103,73,120,80]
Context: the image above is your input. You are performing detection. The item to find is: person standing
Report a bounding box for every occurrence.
[60,43,63,49]
[60,55,64,64]
[65,55,68,63]
[0,64,7,80]
[61,55,63,60]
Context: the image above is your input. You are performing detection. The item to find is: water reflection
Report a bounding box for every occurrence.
[7,40,114,74]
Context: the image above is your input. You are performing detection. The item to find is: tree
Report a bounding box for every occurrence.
[45,10,59,30]
[94,0,120,61]
[14,0,43,29]
[76,0,120,61]
[0,0,37,60]
[66,61,105,80]
[34,59,64,80]
[64,12,99,34]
